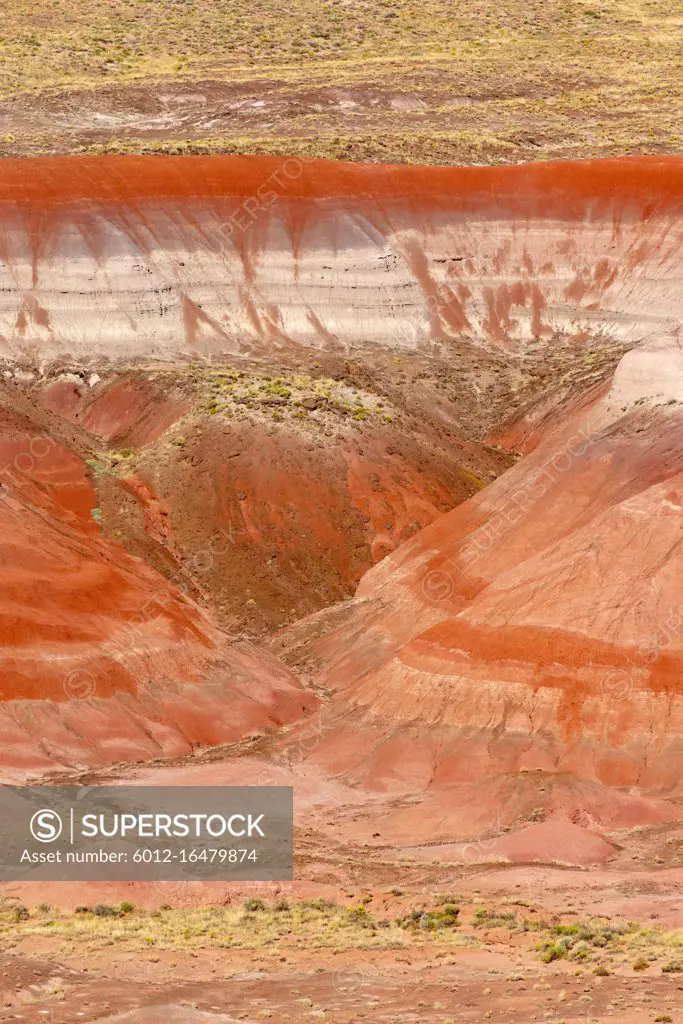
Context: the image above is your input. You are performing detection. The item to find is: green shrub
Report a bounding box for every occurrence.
[539,941,568,963]
[345,904,373,926]
[396,906,459,932]
[85,458,114,479]
[473,908,517,929]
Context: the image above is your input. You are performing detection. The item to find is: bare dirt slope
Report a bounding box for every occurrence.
[0,381,317,772]
[271,331,683,835]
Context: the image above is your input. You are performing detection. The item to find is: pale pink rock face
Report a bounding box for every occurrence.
[0,155,680,362]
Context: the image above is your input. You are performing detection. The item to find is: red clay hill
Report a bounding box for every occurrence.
[0,156,681,851]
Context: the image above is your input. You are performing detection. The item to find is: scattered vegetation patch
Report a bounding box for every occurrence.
[93,903,123,918]
[192,365,396,431]
[396,904,460,932]
[0,898,471,954]
[472,907,518,929]
[85,457,115,479]
[534,918,683,972]
[0,898,681,970]
[243,897,266,913]
[2,0,681,165]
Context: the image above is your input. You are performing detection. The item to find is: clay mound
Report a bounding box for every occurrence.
[490,820,618,866]
[41,373,191,449]
[405,820,619,868]
[0,385,316,773]
[32,361,513,634]
[348,771,675,844]
[0,155,682,363]
[93,1009,248,1024]
[275,334,683,809]
[132,418,462,632]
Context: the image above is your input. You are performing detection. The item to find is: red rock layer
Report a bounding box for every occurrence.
[0,388,317,773]
[41,374,191,448]
[0,156,681,361]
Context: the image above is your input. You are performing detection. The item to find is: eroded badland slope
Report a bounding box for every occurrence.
[0,154,682,1022]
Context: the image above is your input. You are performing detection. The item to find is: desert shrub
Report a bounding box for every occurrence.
[345,904,373,927]
[302,898,335,912]
[243,897,266,912]
[92,904,119,917]
[396,905,459,932]
[539,941,569,963]
[473,908,517,929]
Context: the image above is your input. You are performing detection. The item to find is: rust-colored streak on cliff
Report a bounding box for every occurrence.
[0,155,682,362]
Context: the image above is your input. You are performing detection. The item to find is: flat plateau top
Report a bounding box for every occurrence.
[0,155,682,208]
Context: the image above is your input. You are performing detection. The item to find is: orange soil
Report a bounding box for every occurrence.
[0,385,316,771]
